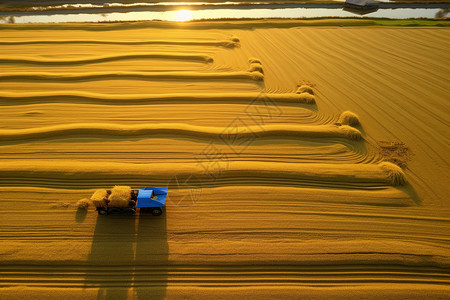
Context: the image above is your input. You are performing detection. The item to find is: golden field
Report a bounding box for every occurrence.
[0,19,449,299]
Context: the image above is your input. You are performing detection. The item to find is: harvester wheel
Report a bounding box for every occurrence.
[124,208,136,215]
[151,208,163,216]
[98,208,107,215]
[108,207,122,214]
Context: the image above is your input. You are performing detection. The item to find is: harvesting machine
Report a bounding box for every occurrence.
[91,186,167,216]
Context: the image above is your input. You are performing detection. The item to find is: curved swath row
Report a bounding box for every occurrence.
[0,123,362,143]
[0,39,239,48]
[0,160,405,188]
[0,53,214,65]
[0,142,377,165]
[0,91,315,106]
[0,70,265,82]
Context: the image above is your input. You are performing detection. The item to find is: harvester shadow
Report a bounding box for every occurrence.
[134,211,168,299]
[75,208,88,223]
[85,212,168,300]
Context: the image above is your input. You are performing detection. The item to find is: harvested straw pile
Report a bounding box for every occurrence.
[377,141,411,168]
[296,92,315,104]
[251,71,264,81]
[90,189,108,208]
[296,85,314,95]
[221,41,238,48]
[340,125,362,140]
[248,57,260,64]
[339,111,360,126]
[249,63,264,74]
[109,185,132,208]
[379,161,406,186]
[76,198,91,210]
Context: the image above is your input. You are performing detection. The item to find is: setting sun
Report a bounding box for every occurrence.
[173,9,193,22]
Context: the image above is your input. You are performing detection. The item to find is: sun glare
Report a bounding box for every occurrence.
[173,9,193,22]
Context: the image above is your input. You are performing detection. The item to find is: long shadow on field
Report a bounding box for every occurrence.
[134,211,168,299]
[85,212,167,300]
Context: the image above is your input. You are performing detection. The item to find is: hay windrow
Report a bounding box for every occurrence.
[0,53,214,65]
[378,162,407,186]
[0,71,264,82]
[0,123,369,143]
[0,38,240,48]
[339,111,360,126]
[0,160,408,188]
[0,91,314,106]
